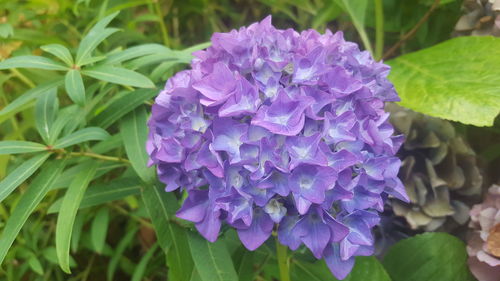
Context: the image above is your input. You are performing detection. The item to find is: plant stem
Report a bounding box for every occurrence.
[374,0,384,61]
[153,0,170,47]
[382,0,440,60]
[276,238,291,281]
[68,151,130,164]
[10,69,35,88]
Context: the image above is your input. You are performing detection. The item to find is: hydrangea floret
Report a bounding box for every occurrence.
[146,16,407,279]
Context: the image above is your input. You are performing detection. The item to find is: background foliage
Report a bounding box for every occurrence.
[0,0,499,280]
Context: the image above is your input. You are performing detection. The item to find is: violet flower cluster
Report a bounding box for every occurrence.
[146,16,407,279]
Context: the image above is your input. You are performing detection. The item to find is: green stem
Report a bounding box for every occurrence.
[374,0,384,61]
[10,69,35,88]
[153,0,170,47]
[276,238,291,281]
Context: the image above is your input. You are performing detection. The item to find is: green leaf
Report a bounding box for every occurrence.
[0,159,66,265]
[56,161,97,273]
[91,208,109,254]
[0,152,50,203]
[92,88,157,128]
[120,106,155,183]
[292,256,390,281]
[35,88,58,143]
[131,243,159,281]
[28,255,44,275]
[187,232,238,281]
[142,184,193,281]
[82,65,155,88]
[0,56,68,71]
[48,105,79,145]
[47,177,141,213]
[107,227,138,281]
[65,70,86,105]
[41,44,73,66]
[387,36,500,126]
[0,141,47,155]
[53,127,109,149]
[0,79,63,117]
[104,43,172,64]
[383,232,474,281]
[76,12,120,65]
[334,0,372,54]
[0,23,13,38]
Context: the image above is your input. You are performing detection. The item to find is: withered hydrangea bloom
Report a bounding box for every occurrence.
[146,16,407,279]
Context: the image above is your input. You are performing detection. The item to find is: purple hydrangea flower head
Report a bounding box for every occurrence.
[147,16,406,280]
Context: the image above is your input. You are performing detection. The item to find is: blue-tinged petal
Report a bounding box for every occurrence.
[237,207,274,250]
[212,118,248,163]
[251,90,313,136]
[324,244,355,280]
[192,62,237,106]
[278,214,302,250]
[293,207,331,258]
[285,133,327,169]
[264,198,287,223]
[219,77,262,117]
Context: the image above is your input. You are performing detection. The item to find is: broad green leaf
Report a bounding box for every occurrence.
[0,153,50,203]
[76,12,120,65]
[292,256,390,281]
[35,88,58,143]
[91,208,109,254]
[107,227,138,281]
[92,88,157,128]
[41,44,73,66]
[56,161,97,273]
[334,0,372,54]
[104,43,172,64]
[0,79,62,117]
[142,184,193,281]
[65,70,86,105]
[0,56,68,71]
[82,65,155,88]
[71,212,86,253]
[0,141,47,155]
[42,247,77,267]
[187,232,238,281]
[0,159,66,265]
[131,243,159,281]
[383,232,474,281]
[48,177,141,213]
[121,106,155,183]
[388,36,500,126]
[53,127,109,149]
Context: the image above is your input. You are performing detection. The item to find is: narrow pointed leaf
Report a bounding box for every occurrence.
[104,43,171,64]
[91,208,109,253]
[0,153,50,203]
[0,159,66,265]
[47,177,141,213]
[35,88,58,143]
[56,161,97,273]
[41,44,73,66]
[0,79,62,116]
[92,88,157,128]
[48,105,79,145]
[121,106,155,182]
[187,232,238,281]
[65,70,86,105]
[0,56,68,71]
[82,65,155,88]
[107,227,138,281]
[76,11,119,65]
[0,141,47,155]
[131,244,159,281]
[54,127,109,149]
[142,184,193,281]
